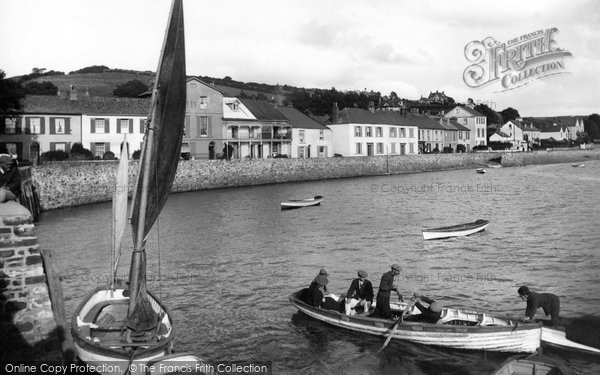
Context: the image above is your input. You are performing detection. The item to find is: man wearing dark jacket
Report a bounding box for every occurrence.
[369,263,402,319]
[518,286,560,327]
[345,270,374,315]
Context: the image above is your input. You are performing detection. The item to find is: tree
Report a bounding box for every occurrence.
[500,107,520,122]
[584,114,600,140]
[475,103,501,125]
[24,81,58,96]
[69,142,93,160]
[113,79,149,98]
[0,70,25,115]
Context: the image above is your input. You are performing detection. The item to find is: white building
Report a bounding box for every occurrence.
[443,105,487,152]
[326,106,418,157]
[277,106,332,158]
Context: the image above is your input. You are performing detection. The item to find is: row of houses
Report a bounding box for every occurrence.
[0,78,489,162]
[490,118,585,151]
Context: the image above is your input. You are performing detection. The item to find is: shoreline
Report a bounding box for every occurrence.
[30,148,599,212]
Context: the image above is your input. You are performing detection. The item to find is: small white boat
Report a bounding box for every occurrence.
[422,219,489,240]
[281,195,323,210]
[476,168,486,174]
[290,290,541,353]
[571,163,585,168]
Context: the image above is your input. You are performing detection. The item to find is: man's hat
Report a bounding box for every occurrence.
[391,264,402,272]
[430,302,442,313]
[358,270,368,278]
[319,268,328,276]
[315,275,328,286]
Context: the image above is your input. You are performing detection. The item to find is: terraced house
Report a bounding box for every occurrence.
[0,86,148,163]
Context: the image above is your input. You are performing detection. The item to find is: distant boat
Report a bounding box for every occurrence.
[491,351,569,375]
[281,195,323,210]
[571,163,585,167]
[422,219,489,240]
[476,168,486,174]
[488,163,502,168]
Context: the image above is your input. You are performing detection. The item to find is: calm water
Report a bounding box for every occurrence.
[36,161,600,374]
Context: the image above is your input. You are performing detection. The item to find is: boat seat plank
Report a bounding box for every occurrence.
[83,299,129,323]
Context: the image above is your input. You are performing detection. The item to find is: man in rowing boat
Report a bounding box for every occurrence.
[369,264,402,319]
[345,270,374,315]
[311,268,329,292]
[518,286,560,327]
[405,293,443,323]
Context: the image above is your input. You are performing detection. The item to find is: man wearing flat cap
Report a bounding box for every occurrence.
[311,268,329,292]
[369,264,402,319]
[345,270,374,315]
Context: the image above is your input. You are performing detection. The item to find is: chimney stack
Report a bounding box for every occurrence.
[368,101,375,113]
[69,84,77,101]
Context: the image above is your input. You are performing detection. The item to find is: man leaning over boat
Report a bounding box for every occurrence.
[369,264,403,319]
[518,286,560,327]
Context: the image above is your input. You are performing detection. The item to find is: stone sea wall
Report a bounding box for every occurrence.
[0,202,63,361]
[30,148,600,211]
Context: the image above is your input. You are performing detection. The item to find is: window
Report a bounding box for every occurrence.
[365,127,372,137]
[319,129,324,140]
[199,117,209,136]
[55,118,65,134]
[389,127,397,137]
[5,143,17,155]
[299,130,305,143]
[391,143,396,154]
[355,143,362,154]
[377,142,384,154]
[400,127,406,138]
[119,119,130,134]
[409,128,414,138]
[94,143,105,157]
[199,96,208,109]
[376,127,382,137]
[409,143,414,153]
[5,118,16,134]
[95,119,106,134]
[30,118,41,134]
[354,126,362,137]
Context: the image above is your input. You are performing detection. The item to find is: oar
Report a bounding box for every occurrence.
[377,298,415,353]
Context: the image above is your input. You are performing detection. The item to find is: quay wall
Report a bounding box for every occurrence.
[0,202,64,361]
[30,148,600,211]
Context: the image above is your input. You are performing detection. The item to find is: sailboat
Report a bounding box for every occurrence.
[71,0,187,369]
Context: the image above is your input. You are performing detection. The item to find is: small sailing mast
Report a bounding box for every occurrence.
[126,0,186,333]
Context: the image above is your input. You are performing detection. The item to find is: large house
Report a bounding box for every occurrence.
[443,105,487,152]
[326,105,419,157]
[277,106,332,158]
[539,124,568,141]
[1,86,148,163]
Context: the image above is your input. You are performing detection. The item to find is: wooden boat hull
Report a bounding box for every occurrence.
[422,219,489,240]
[72,288,175,375]
[290,291,540,353]
[476,168,486,174]
[541,326,600,355]
[281,196,323,210]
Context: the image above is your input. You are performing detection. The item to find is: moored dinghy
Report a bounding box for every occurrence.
[71,0,189,372]
[492,351,569,375]
[281,195,324,210]
[289,290,541,353]
[422,219,489,240]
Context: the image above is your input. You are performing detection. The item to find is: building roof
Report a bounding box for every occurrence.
[521,123,540,132]
[439,118,469,132]
[331,108,449,130]
[449,105,484,118]
[239,99,288,121]
[277,106,329,130]
[222,97,256,120]
[493,131,510,138]
[540,125,566,132]
[22,95,150,116]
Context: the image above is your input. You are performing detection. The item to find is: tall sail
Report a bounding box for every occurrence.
[111,136,129,288]
[127,0,186,332]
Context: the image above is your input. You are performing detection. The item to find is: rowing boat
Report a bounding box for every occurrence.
[422,219,489,240]
[491,352,569,375]
[571,163,585,168]
[476,168,486,174]
[541,326,600,355]
[289,290,541,353]
[281,195,323,210]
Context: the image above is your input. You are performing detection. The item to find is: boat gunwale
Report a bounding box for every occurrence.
[423,220,489,233]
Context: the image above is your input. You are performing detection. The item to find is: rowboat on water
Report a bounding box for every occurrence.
[289,290,541,353]
[71,0,190,371]
[281,195,324,210]
[491,352,569,375]
[476,168,486,174]
[571,163,585,167]
[422,219,489,240]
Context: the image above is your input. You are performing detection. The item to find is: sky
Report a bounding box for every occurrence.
[1,0,599,117]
